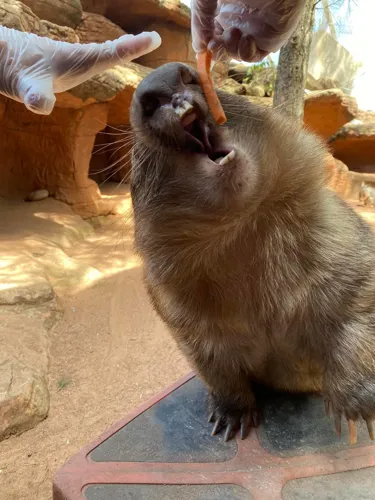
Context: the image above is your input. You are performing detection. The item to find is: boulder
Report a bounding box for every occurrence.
[220,78,246,96]
[329,119,375,173]
[0,292,61,440]
[76,11,125,44]
[67,62,150,129]
[81,0,195,71]
[0,328,49,441]
[21,0,82,29]
[244,95,273,107]
[104,0,190,33]
[304,89,358,141]
[39,19,79,42]
[137,21,195,69]
[245,66,276,97]
[80,0,108,16]
[228,63,249,83]
[0,0,79,42]
[244,83,265,97]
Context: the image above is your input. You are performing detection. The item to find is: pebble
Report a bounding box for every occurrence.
[25,189,49,202]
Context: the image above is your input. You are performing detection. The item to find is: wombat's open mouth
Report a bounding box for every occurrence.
[178,105,235,165]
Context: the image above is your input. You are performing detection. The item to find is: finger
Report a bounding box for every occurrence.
[191,0,218,53]
[222,27,242,59]
[23,77,56,115]
[115,31,162,61]
[52,32,161,94]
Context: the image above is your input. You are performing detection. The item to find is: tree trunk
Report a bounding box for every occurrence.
[273,0,316,121]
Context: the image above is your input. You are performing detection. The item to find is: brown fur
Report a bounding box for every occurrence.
[130,63,375,435]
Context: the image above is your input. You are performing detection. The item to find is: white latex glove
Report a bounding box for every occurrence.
[0,26,161,115]
[191,0,305,62]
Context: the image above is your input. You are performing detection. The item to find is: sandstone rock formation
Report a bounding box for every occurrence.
[244,83,266,97]
[304,89,358,141]
[220,78,246,96]
[329,119,375,173]
[76,11,125,43]
[0,57,149,218]
[22,0,82,28]
[0,92,108,218]
[88,63,151,185]
[137,21,196,69]
[325,156,349,198]
[0,0,79,42]
[0,0,201,217]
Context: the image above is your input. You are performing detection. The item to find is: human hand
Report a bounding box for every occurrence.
[0,26,161,115]
[191,0,305,63]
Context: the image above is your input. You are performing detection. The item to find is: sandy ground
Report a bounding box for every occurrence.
[0,185,189,500]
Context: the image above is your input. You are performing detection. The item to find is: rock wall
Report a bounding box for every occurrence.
[0,0,197,218]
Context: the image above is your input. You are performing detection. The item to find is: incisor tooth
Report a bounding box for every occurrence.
[183,101,193,111]
[219,149,236,166]
[174,100,193,118]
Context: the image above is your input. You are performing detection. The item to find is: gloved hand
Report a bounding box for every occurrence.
[191,0,305,62]
[0,26,161,115]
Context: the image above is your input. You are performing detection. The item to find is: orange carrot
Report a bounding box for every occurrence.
[197,50,227,126]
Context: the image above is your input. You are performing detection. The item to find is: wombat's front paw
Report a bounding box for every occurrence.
[207,392,259,442]
[325,379,375,444]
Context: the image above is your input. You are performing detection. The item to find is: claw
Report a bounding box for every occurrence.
[324,399,330,416]
[252,410,260,428]
[208,412,214,423]
[211,419,221,436]
[334,413,342,437]
[366,419,374,441]
[240,414,251,440]
[224,424,233,442]
[348,419,357,445]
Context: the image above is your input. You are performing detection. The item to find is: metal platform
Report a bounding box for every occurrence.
[53,373,375,499]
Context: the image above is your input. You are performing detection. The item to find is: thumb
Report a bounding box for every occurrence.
[20,74,56,115]
[52,32,161,94]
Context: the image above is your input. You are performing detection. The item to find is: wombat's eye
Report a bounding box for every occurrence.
[141,94,160,117]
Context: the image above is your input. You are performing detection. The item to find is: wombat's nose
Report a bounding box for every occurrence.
[135,63,198,117]
[171,92,193,109]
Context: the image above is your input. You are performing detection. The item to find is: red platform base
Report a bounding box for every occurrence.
[53,373,375,500]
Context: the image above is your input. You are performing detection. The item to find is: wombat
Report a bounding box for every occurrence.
[130,62,375,443]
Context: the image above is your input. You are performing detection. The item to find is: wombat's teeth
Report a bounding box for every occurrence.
[174,101,194,118]
[219,149,236,166]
